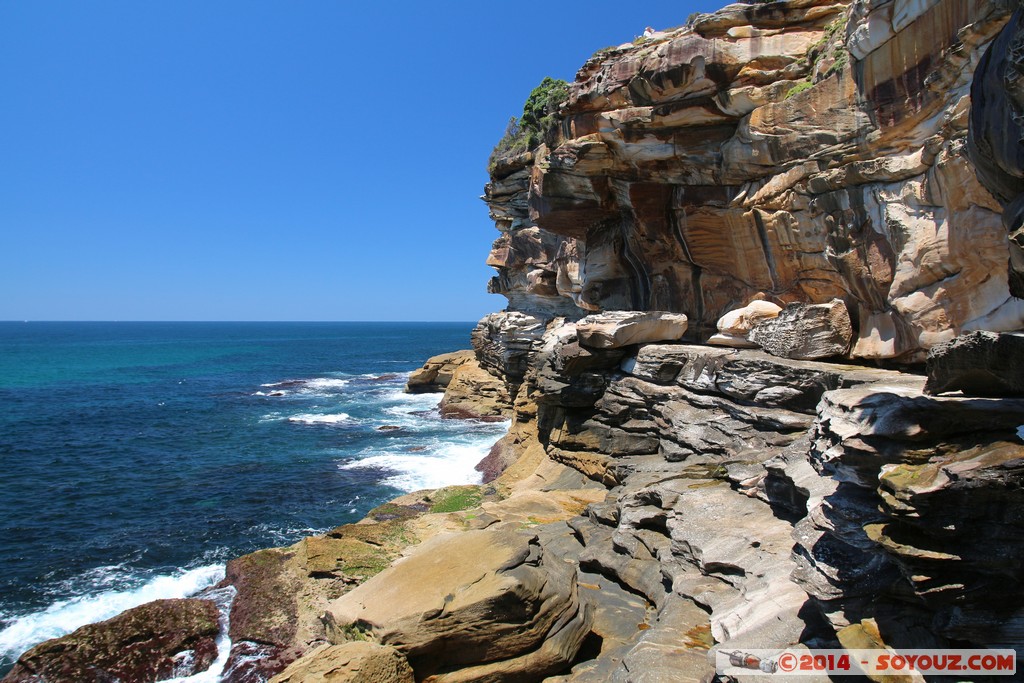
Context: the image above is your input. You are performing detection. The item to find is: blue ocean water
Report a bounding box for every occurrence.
[0,321,507,672]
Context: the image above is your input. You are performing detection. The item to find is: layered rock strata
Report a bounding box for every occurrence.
[484,0,1024,361]
[293,314,1024,681]
[6,0,1024,681]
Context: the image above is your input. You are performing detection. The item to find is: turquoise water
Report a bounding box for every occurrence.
[0,322,507,671]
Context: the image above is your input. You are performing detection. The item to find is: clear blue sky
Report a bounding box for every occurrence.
[1,0,721,321]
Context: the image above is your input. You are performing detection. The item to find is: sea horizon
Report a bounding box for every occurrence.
[0,321,507,673]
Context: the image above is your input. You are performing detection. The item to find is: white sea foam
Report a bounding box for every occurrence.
[1018,425,1024,441]
[301,378,350,392]
[0,564,225,665]
[257,377,350,397]
[287,412,351,425]
[338,429,508,492]
[379,387,439,407]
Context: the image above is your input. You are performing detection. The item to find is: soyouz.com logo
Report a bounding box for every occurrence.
[715,648,1017,676]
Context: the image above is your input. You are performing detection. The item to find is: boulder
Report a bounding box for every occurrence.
[325,528,590,681]
[406,350,475,394]
[575,311,688,349]
[708,300,782,348]
[470,312,548,383]
[716,300,783,335]
[1,599,220,683]
[438,359,511,421]
[269,642,414,683]
[748,300,853,360]
[924,331,1024,396]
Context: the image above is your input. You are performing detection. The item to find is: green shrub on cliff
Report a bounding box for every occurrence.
[786,80,815,98]
[488,76,569,172]
[489,116,529,165]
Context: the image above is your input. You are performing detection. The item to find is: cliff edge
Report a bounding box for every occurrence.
[5,0,1024,681]
[485,0,1022,362]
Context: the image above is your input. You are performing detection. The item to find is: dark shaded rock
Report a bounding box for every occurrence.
[530,325,625,408]
[925,330,1024,396]
[968,7,1024,297]
[1,598,219,683]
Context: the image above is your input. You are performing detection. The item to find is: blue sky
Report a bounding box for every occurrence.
[1,0,721,321]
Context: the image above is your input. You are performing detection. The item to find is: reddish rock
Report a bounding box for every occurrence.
[1,599,219,683]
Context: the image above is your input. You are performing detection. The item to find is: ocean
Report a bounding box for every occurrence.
[0,321,507,674]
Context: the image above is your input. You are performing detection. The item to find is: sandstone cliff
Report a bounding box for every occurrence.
[5,1,1024,682]
[485,0,1023,361]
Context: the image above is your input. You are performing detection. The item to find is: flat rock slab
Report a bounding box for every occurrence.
[269,642,414,683]
[576,311,688,349]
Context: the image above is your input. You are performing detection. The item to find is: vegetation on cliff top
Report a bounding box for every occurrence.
[488,76,569,172]
[787,16,848,98]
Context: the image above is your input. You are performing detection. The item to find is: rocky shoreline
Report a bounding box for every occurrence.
[8,315,1021,682]
[5,0,1024,679]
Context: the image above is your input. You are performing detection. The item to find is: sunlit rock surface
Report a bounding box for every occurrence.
[484,0,1021,360]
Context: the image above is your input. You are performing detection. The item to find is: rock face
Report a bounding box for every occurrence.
[405,350,475,393]
[968,6,1024,298]
[406,351,513,421]
[484,0,1023,360]
[326,529,591,682]
[438,359,511,421]
[1,599,220,683]
[471,312,547,385]
[269,642,414,683]
[924,330,1024,396]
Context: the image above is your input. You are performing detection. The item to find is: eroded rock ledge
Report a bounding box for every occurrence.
[267,312,1023,681]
